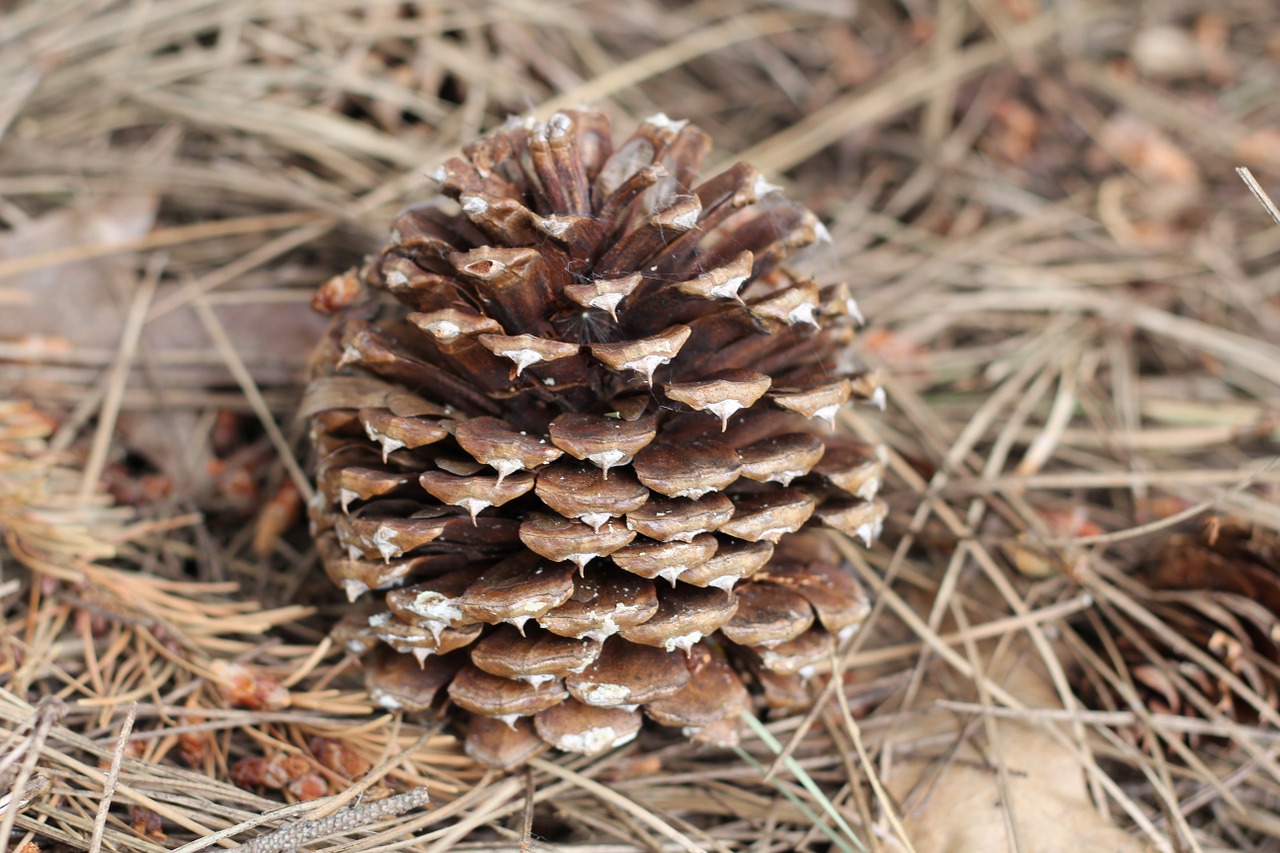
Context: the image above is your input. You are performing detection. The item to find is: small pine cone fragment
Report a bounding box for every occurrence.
[1076,517,1280,732]
[307,109,886,768]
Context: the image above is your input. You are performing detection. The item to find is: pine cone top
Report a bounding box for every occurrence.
[306,109,886,768]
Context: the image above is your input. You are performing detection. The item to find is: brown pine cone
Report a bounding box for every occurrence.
[304,109,886,768]
[1077,517,1280,738]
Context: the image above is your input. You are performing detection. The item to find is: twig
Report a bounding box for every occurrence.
[301,725,435,822]
[538,11,811,118]
[0,698,64,853]
[79,259,160,499]
[737,711,867,853]
[832,691,916,853]
[87,703,136,853]
[226,786,430,853]
[1236,167,1280,228]
[0,212,326,283]
[1039,458,1278,547]
[520,767,535,853]
[191,296,315,503]
[528,758,704,853]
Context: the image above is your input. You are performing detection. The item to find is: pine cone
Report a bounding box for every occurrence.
[1077,517,1280,738]
[305,110,887,768]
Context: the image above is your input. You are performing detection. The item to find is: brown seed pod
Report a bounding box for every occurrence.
[306,109,885,768]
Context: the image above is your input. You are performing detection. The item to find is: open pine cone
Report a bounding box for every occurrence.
[1078,517,1280,735]
[304,109,887,768]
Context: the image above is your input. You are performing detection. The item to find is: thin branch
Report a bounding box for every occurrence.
[88,703,137,853]
[227,786,430,853]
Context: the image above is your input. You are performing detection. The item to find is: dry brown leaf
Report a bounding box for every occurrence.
[1096,175,1200,251]
[1194,13,1236,82]
[0,188,326,484]
[997,0,1039,22]
[0,134,323,484]
[1130,25,1205,80]
[883,640,1153,852]
[1091,113,1203,249]
[0,193,160,347]
[1098,113,1200,186]
[1233,128,1280,172]
[986,98,1042,166]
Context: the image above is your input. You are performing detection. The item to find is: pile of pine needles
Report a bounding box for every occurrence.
[3,1,1280,850]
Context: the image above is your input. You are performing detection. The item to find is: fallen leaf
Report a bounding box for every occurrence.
[0,189,328,486]
[986,98,1042,166]
[0,193,160,347]
[1233,128,1280,172]
[1098,113,1200,186]
[882,640,1154,852]
[997,0,1039,22]
[1130,25,1205,80]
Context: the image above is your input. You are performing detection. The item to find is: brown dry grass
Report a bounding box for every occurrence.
[3,0,1280,851]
